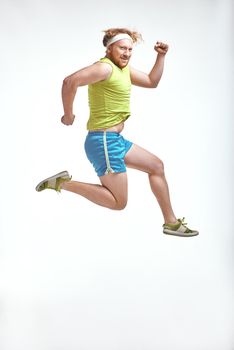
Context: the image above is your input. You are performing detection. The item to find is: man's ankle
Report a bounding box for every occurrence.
[164,219,178,225]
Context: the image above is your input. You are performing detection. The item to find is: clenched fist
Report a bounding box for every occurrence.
[61,114,75,126]
[154,42,169,55]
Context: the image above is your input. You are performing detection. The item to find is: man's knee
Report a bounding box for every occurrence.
[151,158,165,176]
[114,199,127,210]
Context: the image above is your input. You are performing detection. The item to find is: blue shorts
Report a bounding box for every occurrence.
[84,131,133,177]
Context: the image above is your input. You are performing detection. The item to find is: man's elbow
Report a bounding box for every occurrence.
[147,73,160,88]
[147,77,158,88]
[63,76,78,90]
[149,81,158,88]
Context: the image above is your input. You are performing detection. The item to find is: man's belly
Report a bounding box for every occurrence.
[91,122,125,133]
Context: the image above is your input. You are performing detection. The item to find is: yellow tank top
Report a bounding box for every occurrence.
[87,57,131,130]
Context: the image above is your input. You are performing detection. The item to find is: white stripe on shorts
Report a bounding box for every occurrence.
[103,131,115,175]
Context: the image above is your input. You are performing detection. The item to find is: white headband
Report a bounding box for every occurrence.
[106,33,133,47]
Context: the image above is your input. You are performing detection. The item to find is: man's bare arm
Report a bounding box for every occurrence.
[130,42,169,88]
[61,62,112,125]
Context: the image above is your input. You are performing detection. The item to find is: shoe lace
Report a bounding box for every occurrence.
[178,217,193,233]
[178,217,189,227]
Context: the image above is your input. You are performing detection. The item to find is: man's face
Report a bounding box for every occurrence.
[107,39,133,68]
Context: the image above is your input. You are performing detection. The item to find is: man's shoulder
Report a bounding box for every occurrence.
[85,60,112,83]
[93,59,113,73]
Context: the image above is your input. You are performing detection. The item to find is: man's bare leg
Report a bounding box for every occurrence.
[61,172,128,210]
[125,144,177,224]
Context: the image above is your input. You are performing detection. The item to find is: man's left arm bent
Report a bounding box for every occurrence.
[130,41,169,88]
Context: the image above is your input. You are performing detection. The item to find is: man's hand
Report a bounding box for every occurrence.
[61,114,75,126]
[154,41,169,55]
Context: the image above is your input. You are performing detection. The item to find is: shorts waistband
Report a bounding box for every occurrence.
[88,131,120,136]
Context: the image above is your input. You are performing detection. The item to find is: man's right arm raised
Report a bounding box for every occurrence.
[61,62,112,125]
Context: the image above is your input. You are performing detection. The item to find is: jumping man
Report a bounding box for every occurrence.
[36,28,199,237]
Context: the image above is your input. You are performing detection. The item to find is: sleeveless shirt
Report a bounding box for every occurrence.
[87,57,131,130]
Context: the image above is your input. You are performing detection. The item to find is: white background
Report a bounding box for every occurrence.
[0,0,233,349]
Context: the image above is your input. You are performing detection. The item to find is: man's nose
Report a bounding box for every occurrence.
[123,49,131,56]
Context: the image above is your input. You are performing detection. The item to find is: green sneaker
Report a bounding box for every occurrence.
[163,218,199,237]
[35,171,72,192]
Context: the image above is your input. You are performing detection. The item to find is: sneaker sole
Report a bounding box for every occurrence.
[35,170,70,192]
[163,229,199,237]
